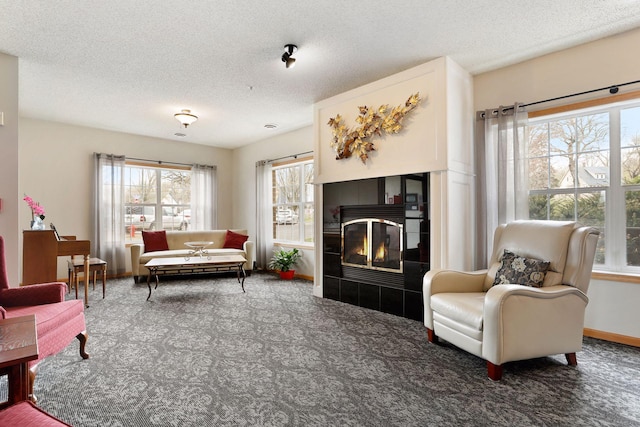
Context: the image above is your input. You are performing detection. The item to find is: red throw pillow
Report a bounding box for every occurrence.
[223,230,248,249]
[142,230,169,252]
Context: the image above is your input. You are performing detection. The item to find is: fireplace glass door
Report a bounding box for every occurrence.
[342,218,403,273]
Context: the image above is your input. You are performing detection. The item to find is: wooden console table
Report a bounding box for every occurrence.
[0,315,38,408]
[22,230,92,307]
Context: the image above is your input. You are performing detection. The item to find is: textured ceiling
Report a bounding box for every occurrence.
[1,1,640,148]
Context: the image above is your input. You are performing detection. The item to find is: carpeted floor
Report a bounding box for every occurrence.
[21,273,640,426]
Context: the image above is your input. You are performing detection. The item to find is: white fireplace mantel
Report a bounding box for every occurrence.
[313,56,475,297]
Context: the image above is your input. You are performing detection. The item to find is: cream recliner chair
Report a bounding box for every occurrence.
[423,220,599,380]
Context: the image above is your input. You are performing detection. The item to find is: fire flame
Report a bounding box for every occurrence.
[357,236,368,256]
[374,242,386,262]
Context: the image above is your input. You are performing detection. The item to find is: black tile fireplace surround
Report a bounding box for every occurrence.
[322,173,430,321]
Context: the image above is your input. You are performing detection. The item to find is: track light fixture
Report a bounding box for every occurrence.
[174,109,198,128]
[282,44,298,69]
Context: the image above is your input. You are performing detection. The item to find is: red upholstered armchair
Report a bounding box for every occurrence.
[0,401,72,426]
[0,236,88,399]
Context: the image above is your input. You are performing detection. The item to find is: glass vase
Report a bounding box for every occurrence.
[31,215,45,230]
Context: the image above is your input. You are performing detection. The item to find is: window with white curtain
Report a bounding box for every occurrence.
[526,98,640,272]
[123,163,192,243]
[271,159,314,244]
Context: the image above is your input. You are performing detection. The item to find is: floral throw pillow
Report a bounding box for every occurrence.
[492,250,550,288]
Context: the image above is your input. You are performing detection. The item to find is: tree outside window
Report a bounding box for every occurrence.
[527,101,640,270]
[124,164,191,243]
[621,106,640,266]
[272,160,314,244]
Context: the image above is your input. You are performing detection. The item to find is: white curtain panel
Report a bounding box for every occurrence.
[92,153,127,275]
[475,103,529,267]
[190,164,217,230]
[255,160,273,269]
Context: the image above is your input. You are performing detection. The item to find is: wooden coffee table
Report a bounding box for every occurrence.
[144,255,247,300]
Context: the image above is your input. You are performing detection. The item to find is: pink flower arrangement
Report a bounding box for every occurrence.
[24,195,46,220]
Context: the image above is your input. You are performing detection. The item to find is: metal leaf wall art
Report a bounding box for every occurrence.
[327,92,422,164]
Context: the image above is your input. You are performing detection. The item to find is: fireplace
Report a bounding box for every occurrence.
[322,173,429,321]
[342,218,403,273]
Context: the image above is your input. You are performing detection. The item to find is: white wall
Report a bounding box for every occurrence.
[0,52,20,284]
[231,126,315,278]
[585,279,639,338]
[474,27,640,340]
[19,118,233,280]
[314,59,448,184]
[314,57,473,185]
[474,28,640,111]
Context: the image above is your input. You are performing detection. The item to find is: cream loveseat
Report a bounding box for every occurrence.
[130,229,255,283]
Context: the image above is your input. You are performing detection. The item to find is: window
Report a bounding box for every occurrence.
[124,164,191,243]
[526,97,640,272]
[272,159,314,244]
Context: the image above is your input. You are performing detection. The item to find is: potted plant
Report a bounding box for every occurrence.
[269,248,302,280]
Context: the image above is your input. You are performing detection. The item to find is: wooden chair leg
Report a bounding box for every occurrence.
[565,352,577,366]
[102,267,106,298]
[487,361,503,381]
[76,331,90,359]
[426,328,439,343]
[69,269,76,294]
[75,268,80,300]
[28,364,38,404]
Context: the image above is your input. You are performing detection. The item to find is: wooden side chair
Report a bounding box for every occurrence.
[67,256,107,299]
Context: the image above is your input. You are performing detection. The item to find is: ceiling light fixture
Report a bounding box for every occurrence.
[281,44,298,69]
[174,109,198,128]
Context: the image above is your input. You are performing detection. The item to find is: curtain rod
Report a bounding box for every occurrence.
[479,78,640,119]
[264,150,313,164]
[523,78,640,108]
[125,156,214,168]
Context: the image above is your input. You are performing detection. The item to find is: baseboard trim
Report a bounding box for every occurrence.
[263,269,314,282]
[584,328,640,347]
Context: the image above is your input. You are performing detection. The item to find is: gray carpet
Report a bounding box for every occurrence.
[25,273,640,426]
